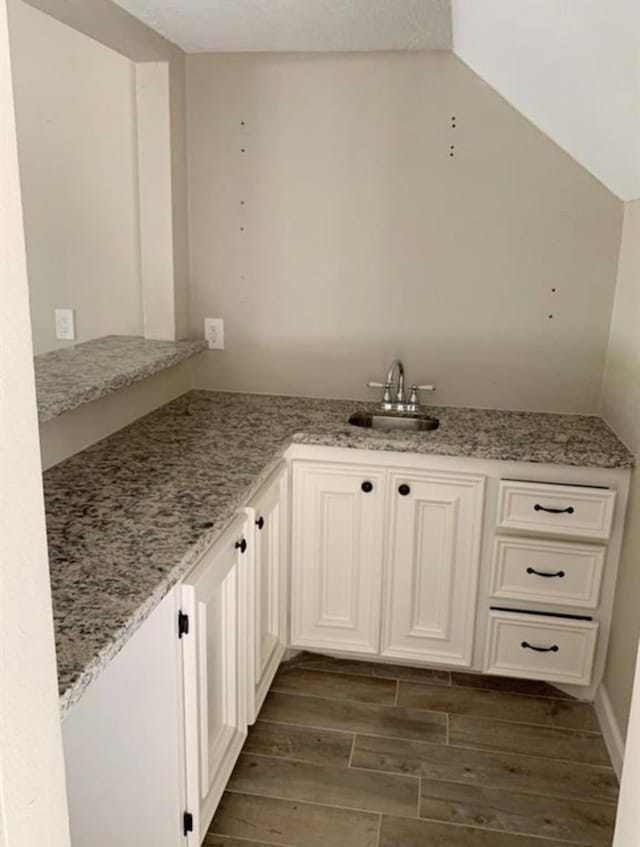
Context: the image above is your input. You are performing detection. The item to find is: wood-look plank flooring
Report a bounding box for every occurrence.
[207,653,618,847]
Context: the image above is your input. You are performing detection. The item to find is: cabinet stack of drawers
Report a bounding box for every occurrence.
[485,479,617,686]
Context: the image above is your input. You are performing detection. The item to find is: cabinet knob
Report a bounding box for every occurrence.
[256,516,265,530]
[398,483,411,496]
[235,538,247,554]
[361,481,373,493]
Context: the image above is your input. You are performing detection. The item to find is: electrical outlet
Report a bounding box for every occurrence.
[204,318,224,350]
[55,308,76,341]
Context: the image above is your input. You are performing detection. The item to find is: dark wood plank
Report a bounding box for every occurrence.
[379,816,577,847]
[286,652,451,685]
[420,778,616,846]
[244,721,354,766]
[228,753,418,816]
[449,715,611,766]
[452,672,574,700]
[209,791,379,847]
[351,733,618,804]
[259,691,447,743]
[397,681,599,731]
[272,666,397,704]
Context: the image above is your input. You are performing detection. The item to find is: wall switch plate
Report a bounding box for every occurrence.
[55,308,76,341]
[204,317,224,350]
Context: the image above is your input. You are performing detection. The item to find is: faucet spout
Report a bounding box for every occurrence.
[386,359,405,404]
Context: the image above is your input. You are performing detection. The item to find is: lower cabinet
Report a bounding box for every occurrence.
[181,510,251,845]
[382,470,486,666]
[291,460,486,666]
[290,461,387,654]
[248,463,288,722]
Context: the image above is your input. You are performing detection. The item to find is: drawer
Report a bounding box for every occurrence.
[484,610,598,686]
[496,480,616,540]
[490,537,605,609]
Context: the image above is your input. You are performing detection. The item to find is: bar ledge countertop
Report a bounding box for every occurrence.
[43,390,634,716]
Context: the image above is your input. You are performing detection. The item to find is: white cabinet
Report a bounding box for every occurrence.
[248,463,288,722]
[291,459,485,667]
[62,589,185,847]
[181,511,251,845]
[291,462,387,655]
[382,470,485,666]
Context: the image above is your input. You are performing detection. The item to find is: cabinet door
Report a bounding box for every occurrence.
[248,463,288,722]
[291,462,386,655]
[382,470,485,666]
[181,511,252,844]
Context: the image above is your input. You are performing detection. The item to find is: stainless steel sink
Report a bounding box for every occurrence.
[348,411,440,432]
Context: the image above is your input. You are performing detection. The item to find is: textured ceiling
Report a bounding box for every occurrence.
[109,0,452,53]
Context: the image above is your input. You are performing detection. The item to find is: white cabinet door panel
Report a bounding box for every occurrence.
[181,511,251,845]
[382,470,485,666]
[291,462,386,655]
[248,463,288,722]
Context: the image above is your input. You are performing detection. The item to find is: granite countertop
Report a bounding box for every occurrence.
[35,335,207,422]
[44,390,633,716]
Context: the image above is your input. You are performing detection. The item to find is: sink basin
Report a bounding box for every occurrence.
[348,411,440,432]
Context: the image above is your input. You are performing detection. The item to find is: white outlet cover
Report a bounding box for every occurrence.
[55,308,76,341]
[204,317,224,350]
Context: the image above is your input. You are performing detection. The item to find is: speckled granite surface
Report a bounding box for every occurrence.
[35,335,207,422]
[45,391,633,716]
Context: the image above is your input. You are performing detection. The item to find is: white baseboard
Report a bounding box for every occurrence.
[595,684,625,779]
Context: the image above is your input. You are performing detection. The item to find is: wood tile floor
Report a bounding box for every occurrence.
[206,653,618,847]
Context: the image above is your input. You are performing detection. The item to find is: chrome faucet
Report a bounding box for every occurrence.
[367,359,434,413]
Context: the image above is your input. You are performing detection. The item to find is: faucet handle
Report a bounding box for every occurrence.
[409,384,435,405]
[367,381,392,404]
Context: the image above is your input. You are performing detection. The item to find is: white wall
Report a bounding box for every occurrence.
[452,0,640,201]
[601,200,640,737]
[0,0,70,839]
[613,640,640,846]
[8,0,144,354]
[187,51,622,413]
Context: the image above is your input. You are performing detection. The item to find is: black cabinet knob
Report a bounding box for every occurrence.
[361,481,373,493]
[398,484,411,496]
[256,516,265,530]
[235,538,247,554]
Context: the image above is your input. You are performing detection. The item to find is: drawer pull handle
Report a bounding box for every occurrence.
[255,516,265,530]
[235,538,247,554]
[526,567,566,579]
[398,484,411,496]
[534,504,575,515]
[521,640,559,653]
[361,481,373,493]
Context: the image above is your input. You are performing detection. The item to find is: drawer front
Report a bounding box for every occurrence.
[484,611,598,686]
[490,537,605,608]
[496,481,616,539]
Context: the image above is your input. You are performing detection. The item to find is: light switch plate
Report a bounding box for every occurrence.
[55,308,76,340]
[204,317,224,350]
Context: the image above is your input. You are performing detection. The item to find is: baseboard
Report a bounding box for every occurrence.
[595,684,625,779]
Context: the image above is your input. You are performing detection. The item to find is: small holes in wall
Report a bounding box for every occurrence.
[548,314,554,319]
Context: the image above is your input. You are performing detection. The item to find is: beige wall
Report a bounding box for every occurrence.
[9,0,143,354]
[187,51,622,413]
[11,0,190,343]
[0,0,70,838]
[601,199,640,737]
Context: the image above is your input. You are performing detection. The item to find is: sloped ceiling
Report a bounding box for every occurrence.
[452,0,640,201]
[109,0,452,53]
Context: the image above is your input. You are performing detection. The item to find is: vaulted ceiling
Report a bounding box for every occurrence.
[109,0,452,53]
[110,0,639,201]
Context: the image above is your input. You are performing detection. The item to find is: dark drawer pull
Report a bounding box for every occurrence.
[398,484,411,496]
[235,538,247,554]
[361,481,373,493]
[521,640,559,653]
[534,504,575,515]
[256,516,265,530]
[526,567,566,579]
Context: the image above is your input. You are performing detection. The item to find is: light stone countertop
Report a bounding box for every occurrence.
[43,390,633,716]
[35,335,207,422]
